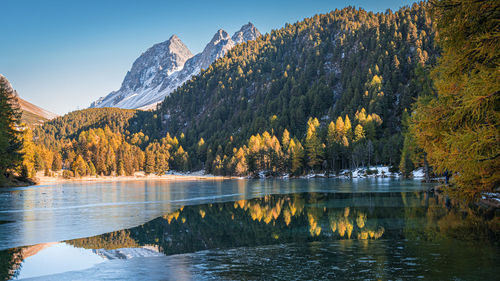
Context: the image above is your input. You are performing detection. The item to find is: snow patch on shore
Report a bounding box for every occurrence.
[482,192,500,203]
[412,168,425,179]
[294,166,398,179]
[164,170,218,177]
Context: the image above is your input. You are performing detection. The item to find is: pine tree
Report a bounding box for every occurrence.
[0,76,22,184]
[174,146,189,171]
[52,153,63,171]
[20,129,36,179]
[282,129,290,151]
[354,124,365,142]
[326,121,337,170]
[145,150,156,175]
[335,117,345,142]
[344,115,352,141]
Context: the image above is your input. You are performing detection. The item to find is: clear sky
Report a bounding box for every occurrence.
[1,0,415,115]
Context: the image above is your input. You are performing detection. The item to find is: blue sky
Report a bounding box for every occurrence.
[1,0,414,115]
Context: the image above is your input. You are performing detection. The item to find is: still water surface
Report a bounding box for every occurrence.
[0,179,497,280]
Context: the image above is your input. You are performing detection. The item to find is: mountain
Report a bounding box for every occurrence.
[90,23,261,110]
[17,97,58,125]
[90,35,193,109]
[232,22,261,44]
[156,3,438,171]
[0,74,58,125]
[31,3,439,177]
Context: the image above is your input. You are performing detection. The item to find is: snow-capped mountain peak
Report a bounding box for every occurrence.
[90,23,260,110]
[197,29,235,70]
[232,22,261,44]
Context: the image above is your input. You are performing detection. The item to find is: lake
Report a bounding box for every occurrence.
[0,179,498,280]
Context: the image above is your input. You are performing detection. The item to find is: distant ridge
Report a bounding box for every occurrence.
[90,22,261,110]
[0,74,58,125]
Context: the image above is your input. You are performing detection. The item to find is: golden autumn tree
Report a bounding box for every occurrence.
[411,0,500,199]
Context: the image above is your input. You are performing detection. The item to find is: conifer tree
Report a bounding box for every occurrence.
[305,118,323,170]
[0,77,22,183]
[234,147,248,176]
[411,0,499,199]
[290,139,305,175]
[72,155,88,177]
[354,124,365,142]
[326,121,337,170]
[52,153,63,171]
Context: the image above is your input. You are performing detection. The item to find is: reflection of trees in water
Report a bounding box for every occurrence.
[402,191,500,242]
[68,230,139,250]
[0,192,497,280]
[0,243,57,281]
[0,248,22,281]
[67,193,395,256]
[63,192,499,257]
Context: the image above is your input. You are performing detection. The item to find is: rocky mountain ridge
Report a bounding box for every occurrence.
[90,23,261,110]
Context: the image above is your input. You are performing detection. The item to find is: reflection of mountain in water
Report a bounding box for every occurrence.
[65,192,499,257]
[1,192,498,280]
[0,242,57,280]
[93,245,163,260]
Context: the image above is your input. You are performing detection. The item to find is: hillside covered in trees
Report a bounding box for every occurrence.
[21,2,440,179]
[5,1,498,201]
[158,2,438,173]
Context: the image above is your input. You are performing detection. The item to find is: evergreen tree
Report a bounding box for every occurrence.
[354,125,365,143]
[234,147,248,176]
[326,121,337,170]
[0,76,22,184]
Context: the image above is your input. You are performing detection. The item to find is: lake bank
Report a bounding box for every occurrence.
[0,175,36,188]
[31,166,427,186]
[35,172,230,185]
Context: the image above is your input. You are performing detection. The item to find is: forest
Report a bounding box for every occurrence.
[17,2,437,177]
[158,2,438,173]
[0,1,497,200]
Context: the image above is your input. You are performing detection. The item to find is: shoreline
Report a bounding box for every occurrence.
[32,166,425,186]
[35,173,231,185]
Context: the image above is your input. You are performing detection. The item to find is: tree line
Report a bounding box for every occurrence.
[1,0,497,201]
[203,109,383,176]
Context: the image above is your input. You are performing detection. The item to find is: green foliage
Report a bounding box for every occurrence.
[33,107,158,151]
[27,3,442,179]
[203,109,383,176]
[0,77,23,184]
[157,3,438,168]
[411,0,500,199]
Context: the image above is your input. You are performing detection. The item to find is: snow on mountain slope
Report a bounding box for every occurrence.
[232,22,261,44]
[90,35,193,109]
[93,246,164,260]
[90,23,260,110]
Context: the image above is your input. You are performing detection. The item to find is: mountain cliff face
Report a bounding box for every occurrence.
[232,22,261,44]
[0,74,58,125]
[90,35,193,109]
[91,23,261,110]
